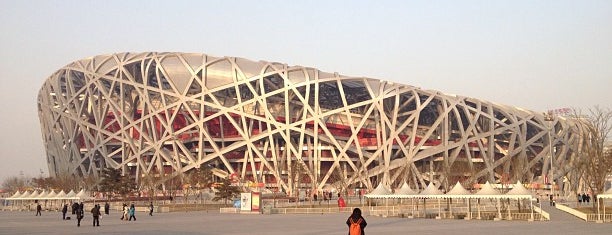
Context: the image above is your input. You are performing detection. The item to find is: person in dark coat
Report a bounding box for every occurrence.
[91,204,101,226]
[36,203,42,216]
[346,207,367,235]
[549,194,554,206]
[72,202,79,214]
[75,206,84,227]
[62,204,68,220]
[149,202,154,216]
[104,202,110,215]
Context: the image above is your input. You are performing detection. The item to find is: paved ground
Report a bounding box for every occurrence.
[1,206,611,235]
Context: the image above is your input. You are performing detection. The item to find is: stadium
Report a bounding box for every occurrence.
[37,52,581,196]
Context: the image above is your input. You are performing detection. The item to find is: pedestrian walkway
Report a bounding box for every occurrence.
[2,208,612,235]
[542,200,583,222]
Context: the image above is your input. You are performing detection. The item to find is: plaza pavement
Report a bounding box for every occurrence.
[1,203,611,235]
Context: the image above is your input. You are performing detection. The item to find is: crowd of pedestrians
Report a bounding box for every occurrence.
[577,193,592,205]
[32,200,155,228]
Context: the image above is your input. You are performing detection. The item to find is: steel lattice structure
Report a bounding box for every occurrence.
[38,52,581,193]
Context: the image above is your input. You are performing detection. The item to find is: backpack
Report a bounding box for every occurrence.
[349,217,362,235]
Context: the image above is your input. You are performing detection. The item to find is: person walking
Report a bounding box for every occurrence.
[121,203,129,221]
[62,204,68,220]
[35,203,42,216]
[104,202,110,215]
[75,205,83,227]
[346,207,367,235]
[128,204,136,221]
[149,202,154,216]
[91,204,101,227]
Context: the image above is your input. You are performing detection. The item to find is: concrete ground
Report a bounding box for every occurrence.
[1,204,611,235]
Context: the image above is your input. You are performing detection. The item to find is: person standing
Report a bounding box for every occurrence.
[75,205,83,227]
[338,196,346,208]
[35,203,42,216]
[346,208,367,235]
[91,204,101,227]
[149,202,154,216]
[549,194,554,206]
[128,204,136,221]
[71,202,79,215]
[104,202,110,215]
[62,204,68,220]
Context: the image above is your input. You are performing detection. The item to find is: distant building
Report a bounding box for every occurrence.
[37,52,582,194]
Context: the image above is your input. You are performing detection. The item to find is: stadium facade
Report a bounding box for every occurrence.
[37,52,580,194]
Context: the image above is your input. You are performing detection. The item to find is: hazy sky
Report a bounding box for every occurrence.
[1,1,611,184]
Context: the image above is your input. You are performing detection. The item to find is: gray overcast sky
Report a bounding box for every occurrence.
[0,0,611,184]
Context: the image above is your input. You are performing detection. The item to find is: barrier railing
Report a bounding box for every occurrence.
[555,204,586,221]
[270,207,353,214]
[533,205,550,220]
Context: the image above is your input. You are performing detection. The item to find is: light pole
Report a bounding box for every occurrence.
[545,113,555,202]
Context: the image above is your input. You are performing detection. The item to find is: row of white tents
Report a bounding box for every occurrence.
[364,181,540,221]
[365,181,535,200]
[5,189,93,201]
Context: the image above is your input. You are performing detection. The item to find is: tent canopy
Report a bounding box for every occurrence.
[505,181,535,199]
[474,182,502,199]
[597,187,612,199]
[445,182,472,199]
[361,181,534,200]
[364,183,392,198]
[418,183,444,198]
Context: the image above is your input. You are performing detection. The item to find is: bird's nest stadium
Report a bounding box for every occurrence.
[37,52,581,195]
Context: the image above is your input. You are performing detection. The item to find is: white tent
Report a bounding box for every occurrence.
[5,191,22,209]
[27,190,41,201]
[393,182,418,198]
[65,190,78,200]
[474,182,501,198]
[419,183,444,198]
[392,182,419,217]
[596,187,612,222]
[444,182,473,219]
[76,189,92,201]
[473,182,502,219]
[596,187,612,199]
[37,190,49,200]
[418,183,444,219]
[504,181,535,221]
[364,183,393,217]
[7,191,22,199]
[364,183,392,198]
[55,190,67,200]
[45,190,57,200]
[505,181,535,199]
[16,191,32,200]
[445,182,472,198]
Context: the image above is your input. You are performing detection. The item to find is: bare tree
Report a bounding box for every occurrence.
[572,106,612,209]
[1,176,30,192]
[139,173,162,202]
[289,160,307,199]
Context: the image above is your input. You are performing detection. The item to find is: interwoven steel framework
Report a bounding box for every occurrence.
[38,52,581,193]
